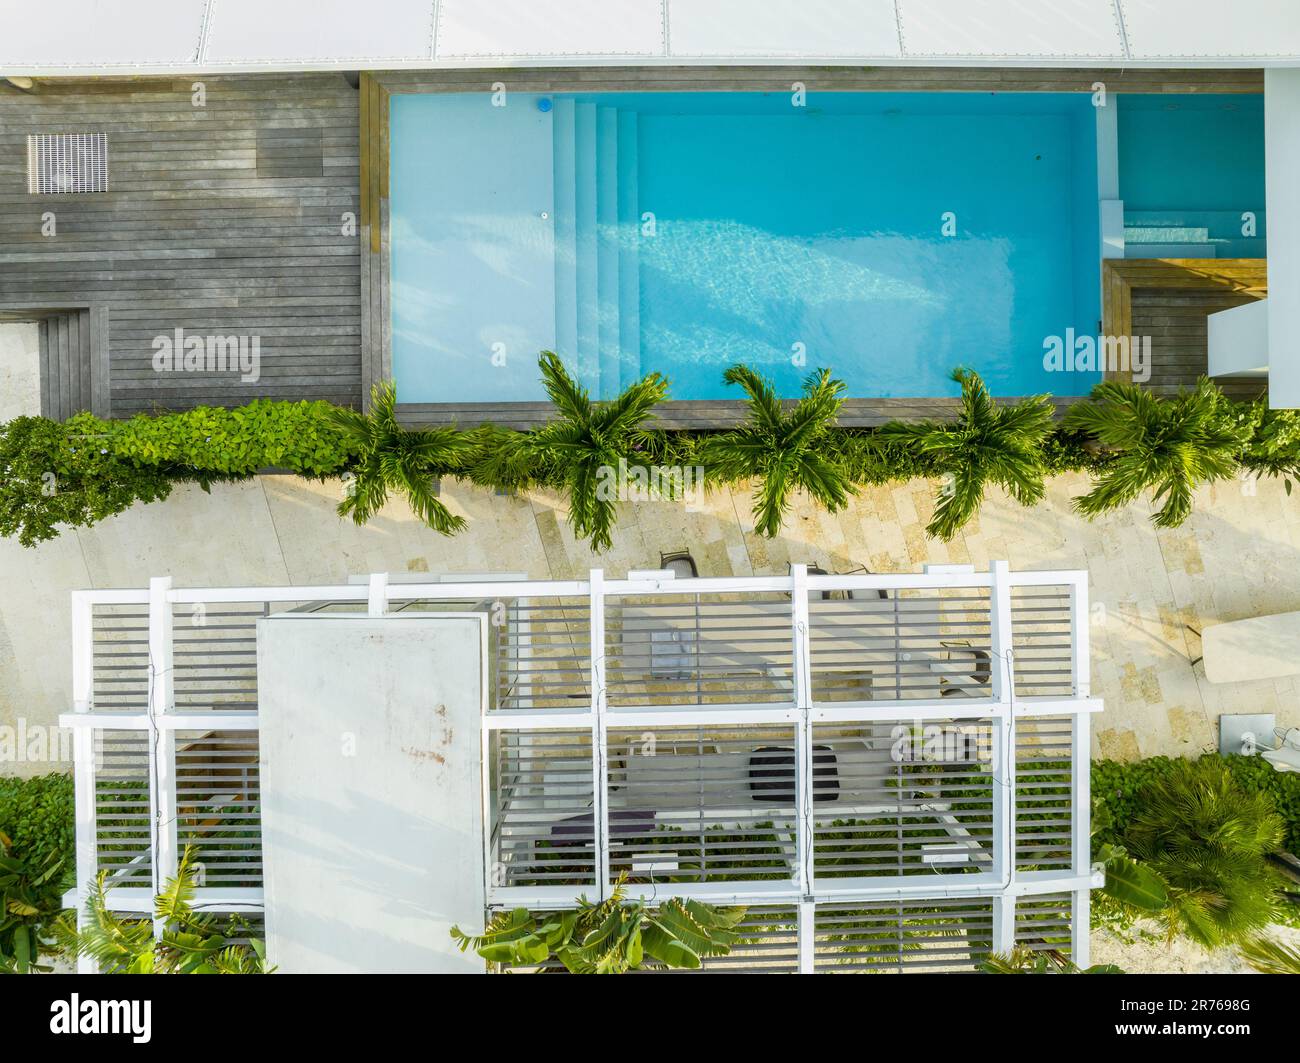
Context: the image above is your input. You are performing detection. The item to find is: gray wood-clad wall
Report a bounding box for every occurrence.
[0,74,361,418]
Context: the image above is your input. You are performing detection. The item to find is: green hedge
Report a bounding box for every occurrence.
[95,400,353,478]
[0,772,74,880]
[1093,753,1300,858]
[0,400,354,546]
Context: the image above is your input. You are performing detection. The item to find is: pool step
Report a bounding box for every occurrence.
[596,106,621,398]
[616,109,642,392]
[1125,241,1218,257]
[1122,209,1266,259]
[552,100,643,399]
[574,102,600,395]
[552,99,579,382]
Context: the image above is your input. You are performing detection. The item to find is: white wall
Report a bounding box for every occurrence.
[1208,300,1269,377]
[1266,70,1300,408]
[256,613,487,974]
[0,322,40,420]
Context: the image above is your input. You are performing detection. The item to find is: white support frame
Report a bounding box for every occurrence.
[61,563,1101,973]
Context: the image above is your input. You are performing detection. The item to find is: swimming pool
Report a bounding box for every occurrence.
[391,92,1101,404]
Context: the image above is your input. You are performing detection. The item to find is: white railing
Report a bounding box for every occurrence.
[61,562,1103,973]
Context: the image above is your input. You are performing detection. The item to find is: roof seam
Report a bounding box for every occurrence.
[196,0,217,63]
[1112,0,1132,61]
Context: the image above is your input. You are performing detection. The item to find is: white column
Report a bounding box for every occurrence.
[148,577,177,935]
[989,562,1016,954]
[797,900,815,974]
[588,570,610,898]
[1266,70,1300,409]
[71,594,99,973]
[790,565,813,897]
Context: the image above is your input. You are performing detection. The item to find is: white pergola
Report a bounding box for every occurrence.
[61,562,1102,973]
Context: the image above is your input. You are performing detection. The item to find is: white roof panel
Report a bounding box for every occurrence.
[667,0,901,58]
[2,0,1300,73]
[1124,0,1300,59]
[897,0,1124,58]
[436,0,664,58]
[0,0,207,67]
[205,0,433,62]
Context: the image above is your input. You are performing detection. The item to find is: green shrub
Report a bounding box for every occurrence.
[98,400,353,478]
[0,416,173,546]
[0,772,75,875]
[1093,754,1300,858]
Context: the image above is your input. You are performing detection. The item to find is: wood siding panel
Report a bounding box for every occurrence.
[0,74,361,416]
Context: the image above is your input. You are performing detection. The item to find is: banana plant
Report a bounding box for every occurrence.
[58,848,270,974]
[0,832,65,974]
[451,873,745,973]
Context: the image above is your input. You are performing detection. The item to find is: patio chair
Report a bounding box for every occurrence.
[935,640,992,697]
[660,550,698,578]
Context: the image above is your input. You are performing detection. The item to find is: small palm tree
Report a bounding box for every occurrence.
[59,849,270,974]
[880,368,1053,541]
[451,873,744,973]
[327,380,477,534]
[702,365,853,538]
[519,351,669,552]
[1063,378,1246,529]
[1240,935,1300,974]
[1123,758,1283,951]
[980,948,1124,974]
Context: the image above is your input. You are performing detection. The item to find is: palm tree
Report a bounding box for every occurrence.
[327,380,477,535]
[59,849,270,974]
[1240,935,1300,974]
[1062,378,1246,529]
[1123,758,1283,951]
[701,365,853,538]
[880,368,1053,541]
[512,351,669,552]
[451,872,744,973]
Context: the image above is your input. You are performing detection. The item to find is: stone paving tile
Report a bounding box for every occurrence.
[2,466,1298,776]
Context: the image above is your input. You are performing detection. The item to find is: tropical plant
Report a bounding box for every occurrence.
[1091,799,1169,913]
[0,832,65,973]
[980,948,1123,974]
[1237,399,1300,495]
[1063,378,1248,529]
[450,873,745,973]
[1239,934,1300,974]
[327,380,477,534]
[500,351,669,552]
[59,849,270,974]
[1122,758,1284,950]
[701,365,854,538]
[879,368,1053,541]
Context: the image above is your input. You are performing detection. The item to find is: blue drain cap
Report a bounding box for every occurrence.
[537,97,553,113]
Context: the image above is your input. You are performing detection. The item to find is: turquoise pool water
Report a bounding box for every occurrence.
[391,92,1101,403]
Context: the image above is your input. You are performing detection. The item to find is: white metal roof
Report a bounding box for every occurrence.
[2,0,1299,75]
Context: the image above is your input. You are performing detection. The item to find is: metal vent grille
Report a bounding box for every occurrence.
[27,133,108,194]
